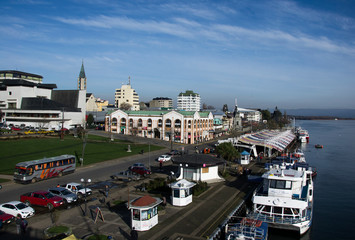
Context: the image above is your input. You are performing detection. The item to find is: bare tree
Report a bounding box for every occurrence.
[120,102,132,110]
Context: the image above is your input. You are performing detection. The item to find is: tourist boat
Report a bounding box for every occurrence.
[225,217,268,240]
[295,128,309,143]
[314,144,323,149]
[248,166,314,235]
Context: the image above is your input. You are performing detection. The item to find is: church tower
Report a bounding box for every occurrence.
[78,61,87,90]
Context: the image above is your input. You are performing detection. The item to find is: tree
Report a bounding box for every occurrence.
[86,114,94,127]
[202,103,208,109]
[261,109,271,121]
[223,104,228,113]
[216,142,240,173]
[120,102,132,110]
[272,106,282,122]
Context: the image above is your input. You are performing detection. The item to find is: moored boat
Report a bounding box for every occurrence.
[248,166,314,235]
[314,144,323,149]
[225,217,268,240]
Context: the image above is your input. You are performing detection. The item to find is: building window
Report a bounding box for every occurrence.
[138,119,143,127]
[147,119,152,127]
[9,92,12,95]
[158,119,162,127]
[165,119,171,128]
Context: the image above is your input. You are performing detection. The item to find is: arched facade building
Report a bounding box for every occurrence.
[105,110,214,144]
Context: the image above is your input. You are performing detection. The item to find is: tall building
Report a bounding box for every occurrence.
[177,90,201,111]
[149,97,173,109]
[114,77,140,111]
[78,61,86,90]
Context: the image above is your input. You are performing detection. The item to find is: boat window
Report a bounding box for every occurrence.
[261,205,271,214]
[292,208,300,216]
[270,180,292,189]
[273,207,282,214]
[284,208,292,216]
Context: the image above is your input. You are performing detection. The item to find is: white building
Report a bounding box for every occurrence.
[0,69,86,130]
[114,77,139,111]
[105,110,214,144]
[177,90,201,111]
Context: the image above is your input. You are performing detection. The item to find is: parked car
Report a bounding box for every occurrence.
[0,210,15,224]
[48,187,78,204]
[11,127,21,131]
[157,155,172,162]
[130,166,151,177]
[20,191,64,210]
[0,201,35,219]
[63,183,92,198]
[167,150,182,155]
[111,170,141,181]
[129,163,145,169]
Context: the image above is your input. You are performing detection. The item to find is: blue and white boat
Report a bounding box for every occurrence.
[248,165,314,235]
[225,217,268,240]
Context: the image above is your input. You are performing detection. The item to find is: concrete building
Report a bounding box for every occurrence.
[149,97,173,109]
[177,90,201,111]
[0,69,86,130]
[105,110,214,144]
[114,77,140,111]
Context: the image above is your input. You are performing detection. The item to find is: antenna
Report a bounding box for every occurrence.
[235,98,238,107]
[128,76,131,85]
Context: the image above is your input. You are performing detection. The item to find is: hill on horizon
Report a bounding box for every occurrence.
[283,108,355,118]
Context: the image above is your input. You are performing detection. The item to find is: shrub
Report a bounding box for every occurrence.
[193,181,208,196]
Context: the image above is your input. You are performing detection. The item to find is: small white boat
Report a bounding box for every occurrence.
[225,218,268,240]
[248,166,314,235]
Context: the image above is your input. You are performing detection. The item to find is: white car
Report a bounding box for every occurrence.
[0,201,35,219]
[157,155,172,162]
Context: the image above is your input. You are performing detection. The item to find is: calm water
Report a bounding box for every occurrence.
[270,120,355,240]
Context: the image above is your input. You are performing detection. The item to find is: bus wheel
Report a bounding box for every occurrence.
[31,178,37,183]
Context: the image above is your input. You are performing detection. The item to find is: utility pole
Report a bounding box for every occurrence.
[60,107,64,140]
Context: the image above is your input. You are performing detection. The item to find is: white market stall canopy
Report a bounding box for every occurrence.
[238,130,296,152]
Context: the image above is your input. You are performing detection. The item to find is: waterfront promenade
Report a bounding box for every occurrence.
[0,159,265,240]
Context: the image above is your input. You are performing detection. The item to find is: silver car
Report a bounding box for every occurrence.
[48,187,78,204]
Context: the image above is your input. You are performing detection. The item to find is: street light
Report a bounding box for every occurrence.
[81,178,91,216]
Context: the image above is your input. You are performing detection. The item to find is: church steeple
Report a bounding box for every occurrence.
[78,61,87,90]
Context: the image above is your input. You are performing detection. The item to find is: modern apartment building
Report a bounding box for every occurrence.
[149,97,173,109]
[114,78,140,111]
[177,90,201,111]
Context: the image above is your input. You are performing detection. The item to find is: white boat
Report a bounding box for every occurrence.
[225,218,268,240]
[248,166,314,235]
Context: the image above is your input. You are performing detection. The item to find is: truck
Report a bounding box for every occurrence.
[110,170,141,181]
[20,191,64,210]
[63,182,92,198]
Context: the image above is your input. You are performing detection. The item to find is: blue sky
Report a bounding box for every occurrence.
[1,0,355,110]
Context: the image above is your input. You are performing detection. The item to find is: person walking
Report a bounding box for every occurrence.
[15,214,22,235]
[130,227,138,240]
[105,185,109,198]
[21,218,28,235]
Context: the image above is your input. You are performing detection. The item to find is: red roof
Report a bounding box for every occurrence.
[131,195,157,207]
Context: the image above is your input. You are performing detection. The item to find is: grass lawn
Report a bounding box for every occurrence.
[0,135,164,175]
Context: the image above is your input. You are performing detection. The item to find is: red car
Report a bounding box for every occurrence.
[130,166,151,177]
[0,210,14,224]
[20,191,64,210]
[11,127,21,131]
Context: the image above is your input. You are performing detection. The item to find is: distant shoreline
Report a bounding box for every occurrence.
[292,116,355,120]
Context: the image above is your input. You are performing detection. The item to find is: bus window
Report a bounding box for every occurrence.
[43,163,47,169]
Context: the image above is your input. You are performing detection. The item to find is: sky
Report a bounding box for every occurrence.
[1,0,355,110]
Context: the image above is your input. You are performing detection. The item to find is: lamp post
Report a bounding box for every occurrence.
[81,178,91,216]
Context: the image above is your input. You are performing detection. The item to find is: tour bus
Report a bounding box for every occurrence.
[14,155,76,184]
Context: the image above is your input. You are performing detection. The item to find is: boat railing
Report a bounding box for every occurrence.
[226,223,265,240]
[248,212,311,225]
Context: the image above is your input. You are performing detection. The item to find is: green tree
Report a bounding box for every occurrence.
[86,114,94,127]
[120,102,132,110]
[261,109,271,121]
[216,142,240,173]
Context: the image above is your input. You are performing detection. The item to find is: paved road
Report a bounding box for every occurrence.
[0,130,218,203]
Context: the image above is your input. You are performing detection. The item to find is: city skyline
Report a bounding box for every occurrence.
[1,0,354,110]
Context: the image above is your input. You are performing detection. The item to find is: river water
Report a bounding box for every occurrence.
[270,120,355,240]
